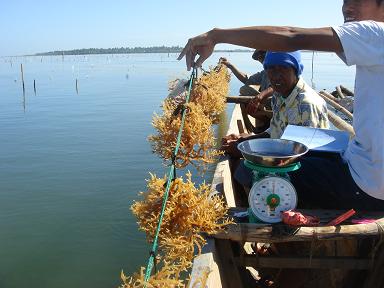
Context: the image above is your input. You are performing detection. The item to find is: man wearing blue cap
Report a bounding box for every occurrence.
[265,51,329,138]
[222,50,329,155]
[222,50,329,189]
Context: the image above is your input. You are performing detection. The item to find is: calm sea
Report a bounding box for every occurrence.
[0,52,355,288]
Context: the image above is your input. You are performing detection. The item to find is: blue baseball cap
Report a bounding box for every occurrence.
[263,51,304,76]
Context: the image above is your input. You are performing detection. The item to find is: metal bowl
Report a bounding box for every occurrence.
[237,139,309,167]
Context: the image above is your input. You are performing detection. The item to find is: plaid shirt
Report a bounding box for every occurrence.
[268,78,329,139]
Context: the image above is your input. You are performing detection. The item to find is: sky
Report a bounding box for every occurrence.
[0,0,345,56]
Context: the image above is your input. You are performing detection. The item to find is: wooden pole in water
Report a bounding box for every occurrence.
[76,79,78,94]
[33,79,36,95]
[20,63,25,94]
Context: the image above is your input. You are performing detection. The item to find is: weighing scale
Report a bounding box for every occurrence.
[245,160,300,223]
[237,139,308,224]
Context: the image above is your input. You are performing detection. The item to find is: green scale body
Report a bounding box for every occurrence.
[244,160,301,223]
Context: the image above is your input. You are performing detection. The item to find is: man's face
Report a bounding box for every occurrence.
[266,66,298,97]
[254,53,265,64]
[342,0,384,22]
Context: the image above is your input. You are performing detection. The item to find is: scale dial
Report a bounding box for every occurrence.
[249,176,297,223]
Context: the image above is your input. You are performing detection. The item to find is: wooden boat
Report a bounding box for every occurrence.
[188,93,384,288]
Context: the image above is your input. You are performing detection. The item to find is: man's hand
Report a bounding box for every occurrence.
[221,133,250,157]
[219,57,231,67]
[246,95,263,117]
[246,87,274,117]
[177,31,216,71]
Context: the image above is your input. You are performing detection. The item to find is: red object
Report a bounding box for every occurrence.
[351,219,376,224]
[326,209,356,226]
[282,210,320,226]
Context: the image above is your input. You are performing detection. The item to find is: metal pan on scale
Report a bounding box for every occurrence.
[237,138,309,167]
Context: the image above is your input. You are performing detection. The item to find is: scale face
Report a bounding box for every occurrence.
[249,176,297,223]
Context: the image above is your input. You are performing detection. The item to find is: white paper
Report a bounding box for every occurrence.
[281,125,349,153]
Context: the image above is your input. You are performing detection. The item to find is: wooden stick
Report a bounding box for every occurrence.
[340,85,354,96]
[336,85,346,99]
[33,79,36,95]
[320,90,339,102]
[237,120,244,134]
[319,91,353,120]
[226,96,254,103]
[327,110,355,137]
[240,104,255,133]
[20,63,25,94]
[76,79,78,94]
[227,96,272,118]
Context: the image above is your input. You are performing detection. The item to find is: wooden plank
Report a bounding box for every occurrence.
[227,104,243,135]
[237,119,245,134]
[213,218,384,243]
[228,207,384,223]
[188,238,223,288]
[237,255,371,270]
[363,242,384,287]
[215,239,245,288]
[239,104,255,134]
[210,104,245,206]
[188,104,246,288]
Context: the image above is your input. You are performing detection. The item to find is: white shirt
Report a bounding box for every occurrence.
[333,21,384,200]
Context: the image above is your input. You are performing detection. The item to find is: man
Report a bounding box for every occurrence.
[220,50,270,95]
[223,50,329,189]
[178,0,384,210]
[221,50,274,133]
[223,50,328,147]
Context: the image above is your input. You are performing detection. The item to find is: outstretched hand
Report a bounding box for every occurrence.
[219,57,230,67]
[177,31,216,71]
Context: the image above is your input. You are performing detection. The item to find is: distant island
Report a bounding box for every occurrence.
[33,46,251,56]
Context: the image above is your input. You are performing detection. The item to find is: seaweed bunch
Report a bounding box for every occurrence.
[121,63,231,287]
[123,172,232,287]
[189,64,230,123]
[131,172,231,263]
[148,100,222,171]
[120,265,185,288]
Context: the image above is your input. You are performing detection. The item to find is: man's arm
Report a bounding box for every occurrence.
[246,87,274,118]
[220,57,249,84]
[178,26,343,70]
